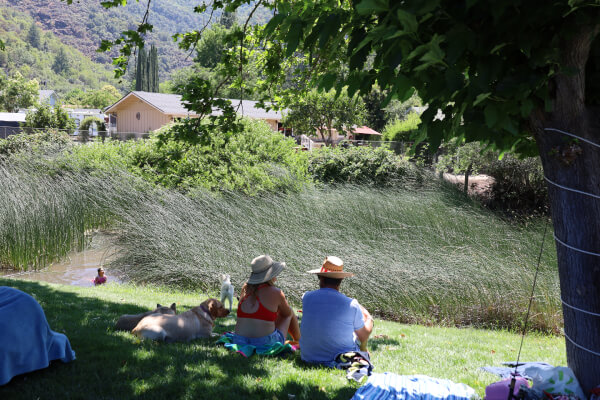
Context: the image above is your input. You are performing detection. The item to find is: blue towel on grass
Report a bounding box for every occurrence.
[351,373,476,400]
[0,286,76,385]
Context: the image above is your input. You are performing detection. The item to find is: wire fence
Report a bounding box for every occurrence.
[0,126,149,142]
[0,125,422,155]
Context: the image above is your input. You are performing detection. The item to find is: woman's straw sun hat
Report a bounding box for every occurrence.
[247,255,286,284]
[307,256,354,278]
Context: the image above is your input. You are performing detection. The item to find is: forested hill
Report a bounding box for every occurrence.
[0,5,124,94]
[3,0,272,80]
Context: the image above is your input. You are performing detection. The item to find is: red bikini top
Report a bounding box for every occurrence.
[237,284,278,322]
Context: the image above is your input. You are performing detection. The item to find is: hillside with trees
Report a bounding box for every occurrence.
[3,0,272,80]
[0,6,124,95]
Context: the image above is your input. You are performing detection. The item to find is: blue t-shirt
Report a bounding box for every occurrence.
[299,288,365,364]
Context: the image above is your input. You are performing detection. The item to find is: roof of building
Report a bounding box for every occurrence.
[225,99,283,120]
[66,108,103,114]
[39,90,57,101]
[104,91,191,116]
[104,91,283,120]
[352,126,381,135]
[0,112,27,122]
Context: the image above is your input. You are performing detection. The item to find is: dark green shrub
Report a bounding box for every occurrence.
[0,130,72,157]
[129,119,311,194]
[22,105,76,135]
[435,139,548,214]
[308,145,423,186]
[382,112,420,142]
[482,154,548,215]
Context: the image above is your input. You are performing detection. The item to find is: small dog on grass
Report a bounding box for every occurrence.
[115,303,177,331]
[131,298,229,342]
[220,273,234,311]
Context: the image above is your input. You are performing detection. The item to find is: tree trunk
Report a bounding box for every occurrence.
[532,24,600,393]
[536,122,600,394]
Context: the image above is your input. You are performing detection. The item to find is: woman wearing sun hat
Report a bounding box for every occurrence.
[299,256,373,366]
[233,255,300,348]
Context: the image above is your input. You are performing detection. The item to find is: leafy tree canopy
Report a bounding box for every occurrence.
[194,24,229,69]
[0,72,39,112]
[92,0,589,153]
[23,104,76,134]
[52,47,70,75]
[283,88,366,143]
[26,22,42,49]
[64,85,122,109]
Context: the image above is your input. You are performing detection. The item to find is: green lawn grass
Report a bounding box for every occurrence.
[0,279,566,400]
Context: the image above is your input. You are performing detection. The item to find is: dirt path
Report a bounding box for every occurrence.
[442,173,495,198]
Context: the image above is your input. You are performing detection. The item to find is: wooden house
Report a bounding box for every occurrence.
[104,91,284,136]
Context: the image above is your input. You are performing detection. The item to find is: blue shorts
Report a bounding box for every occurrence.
[231,329,285,347]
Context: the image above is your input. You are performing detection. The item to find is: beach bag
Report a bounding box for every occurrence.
[521,365,585,400]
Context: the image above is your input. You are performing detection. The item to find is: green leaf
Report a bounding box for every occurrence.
[277,1,291,15]
[355,0,389,15]
[426,120,445,150]
[520,99,534,117]
[285,20,304,57]
[394,73,415,102]
[264,13,285,36]
[484,104,498,127]
[466,0,479,9]
[490,43,508,54]
[473,92,491,106]
[0,39,4,51]
[318,74,337,92]
[444,68,464,93]
[319,14,341,50]
[396,9,418,33]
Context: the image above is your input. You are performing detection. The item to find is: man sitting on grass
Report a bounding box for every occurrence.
[299,256,373,367]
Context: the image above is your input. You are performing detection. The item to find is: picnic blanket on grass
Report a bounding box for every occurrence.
[351,373,476,400]
[0,286,76,385]
[217,332,296,357]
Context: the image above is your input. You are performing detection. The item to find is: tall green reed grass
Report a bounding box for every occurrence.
[0,153,561,331]
[109,180,560,332]
[0,156,139,270]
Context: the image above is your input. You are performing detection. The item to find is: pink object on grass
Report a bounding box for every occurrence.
[485,377,530,400]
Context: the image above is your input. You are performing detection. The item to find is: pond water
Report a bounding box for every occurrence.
[0,231,122,286]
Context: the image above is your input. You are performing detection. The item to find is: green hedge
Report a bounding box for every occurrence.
[308,145,424,186]
[0,130,72,157]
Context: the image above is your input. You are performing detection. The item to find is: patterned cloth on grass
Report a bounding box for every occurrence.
[217,332,296,357]
[351,373,476,400]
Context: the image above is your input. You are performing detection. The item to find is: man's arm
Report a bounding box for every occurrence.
[355,304,373,346]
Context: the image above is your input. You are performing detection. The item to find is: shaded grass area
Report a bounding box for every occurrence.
[0,279,566,399]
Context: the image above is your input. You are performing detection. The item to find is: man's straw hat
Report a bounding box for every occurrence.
[307,256,354,279]
[247,255,286,284]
